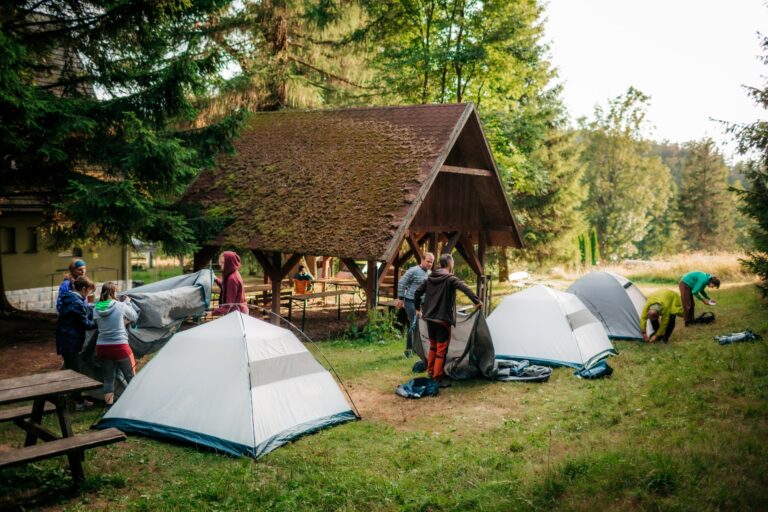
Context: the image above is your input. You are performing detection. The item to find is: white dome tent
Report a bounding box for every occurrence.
[98,312,357,458]
[486,285,617,369]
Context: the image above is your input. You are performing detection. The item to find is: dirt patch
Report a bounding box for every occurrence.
[0,312,60,380]
[349,384,522,433]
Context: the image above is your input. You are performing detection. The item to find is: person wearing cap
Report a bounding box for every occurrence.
[56,258,88,314]
[640,290,683,343]
[679,271,721,326]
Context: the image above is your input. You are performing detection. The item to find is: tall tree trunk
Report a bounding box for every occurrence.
[498,247,509,282]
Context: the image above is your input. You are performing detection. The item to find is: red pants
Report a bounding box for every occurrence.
[426,321,451,380]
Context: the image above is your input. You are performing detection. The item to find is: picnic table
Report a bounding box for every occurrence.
[0,370,126,484]
[288,290,356,330]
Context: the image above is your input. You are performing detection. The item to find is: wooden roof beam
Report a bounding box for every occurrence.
[440,164,493,177]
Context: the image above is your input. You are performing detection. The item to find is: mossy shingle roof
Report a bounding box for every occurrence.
[185,103,516,260]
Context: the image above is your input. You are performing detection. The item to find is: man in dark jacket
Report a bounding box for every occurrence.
[56,276,96,409]
[414,253,482,387]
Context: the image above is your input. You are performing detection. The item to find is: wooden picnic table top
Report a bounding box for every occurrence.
[290,290,356,301]
[243,283,292,293]
[0,370,101,407]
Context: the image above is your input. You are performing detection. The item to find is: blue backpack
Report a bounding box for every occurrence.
[574,360,614,379]
[395,377,440,399]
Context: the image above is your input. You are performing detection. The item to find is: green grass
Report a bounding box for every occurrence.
[2,284,767,511]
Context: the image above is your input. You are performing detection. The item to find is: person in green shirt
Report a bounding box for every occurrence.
[640,290,684,343]
[679,271,720,325]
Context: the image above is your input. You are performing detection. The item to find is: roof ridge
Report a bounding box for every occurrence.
[245,103,472,117]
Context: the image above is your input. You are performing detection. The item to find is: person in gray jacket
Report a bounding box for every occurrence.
[396,252,434,358]
[94,282,139,405]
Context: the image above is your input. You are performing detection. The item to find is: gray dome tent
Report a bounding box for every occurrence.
[566,271,646,341]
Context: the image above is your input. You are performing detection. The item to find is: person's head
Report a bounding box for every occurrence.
[298,265,305,272]
[73,276,95,297]
[69,259,87,279]
[420,252,435,270]
[439,253,454,272]
[99,281,118,302]
[647,304,661,322]
[219,251,241,275]
[709,276,720,289]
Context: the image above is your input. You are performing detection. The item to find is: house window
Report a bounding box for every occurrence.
[1,227,16,254]
[25,227,38,253]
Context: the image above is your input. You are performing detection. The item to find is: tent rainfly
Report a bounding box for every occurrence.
[566,271,647,341]
[97,312,357,458]
[486,285,617,369]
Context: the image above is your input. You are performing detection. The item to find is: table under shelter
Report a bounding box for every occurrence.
[184,103,524,323]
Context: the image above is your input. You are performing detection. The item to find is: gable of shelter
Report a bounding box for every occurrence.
[406,109,521,248]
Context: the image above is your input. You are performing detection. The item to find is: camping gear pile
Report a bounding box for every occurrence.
[715,330,762,345]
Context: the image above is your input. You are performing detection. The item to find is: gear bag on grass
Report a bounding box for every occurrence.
[574,360,614,379]
[695,312,715,324]
[715,330,762,345]
[395,377,440,399]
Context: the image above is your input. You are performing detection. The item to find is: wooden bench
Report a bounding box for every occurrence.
[288,290,355,330]
[0,402,56,423]
[0,428,126,482]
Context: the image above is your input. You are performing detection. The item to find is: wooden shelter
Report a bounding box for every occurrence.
[184,103,523,316]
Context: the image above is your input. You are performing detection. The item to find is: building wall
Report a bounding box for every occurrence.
[0,212,130,293]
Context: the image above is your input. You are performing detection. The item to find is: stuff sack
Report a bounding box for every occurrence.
[495,360,552,382]
[695,312,715,324]
[715,330,762,345]
[574,360,614,379]
[395,377,440,399]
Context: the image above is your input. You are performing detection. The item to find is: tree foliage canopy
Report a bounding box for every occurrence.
[0,0,243,254]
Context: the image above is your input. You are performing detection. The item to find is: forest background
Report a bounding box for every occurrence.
[1,0,766,295]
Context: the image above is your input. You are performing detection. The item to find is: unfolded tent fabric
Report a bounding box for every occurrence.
[97,312,357,458]
[486,285,617,369]
[566,271,646,341]
[79,270,214,398]
[119,269,214,356]
[412,308,497,380]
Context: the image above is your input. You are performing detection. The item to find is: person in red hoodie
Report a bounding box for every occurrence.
[214,251,248,315]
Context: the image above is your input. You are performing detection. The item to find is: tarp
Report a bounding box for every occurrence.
[97,312,358,458]
[80,270,213,397]
[566,271,646,341]
[486,285,617,369]
[412,308,497,380]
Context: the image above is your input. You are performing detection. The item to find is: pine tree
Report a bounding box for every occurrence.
[729,34,768,295]
[0,1,242,309]
[677,139,735,251]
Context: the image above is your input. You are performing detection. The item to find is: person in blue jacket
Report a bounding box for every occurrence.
[56,259,88,314]
[56,276,97,410]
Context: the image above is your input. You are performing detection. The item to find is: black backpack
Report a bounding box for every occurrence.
[696,312,715,324]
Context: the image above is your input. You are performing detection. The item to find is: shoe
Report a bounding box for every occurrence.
[75,399,94,411]
[438,379,452,388]
[404,349,413,359]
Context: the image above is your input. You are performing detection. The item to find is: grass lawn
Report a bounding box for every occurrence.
[2,282,767,511]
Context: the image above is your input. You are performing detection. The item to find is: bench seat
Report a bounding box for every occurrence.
[0,402,56,423]
[0,428,126,470]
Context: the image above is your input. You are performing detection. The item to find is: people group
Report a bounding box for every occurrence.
[640,270,720,344]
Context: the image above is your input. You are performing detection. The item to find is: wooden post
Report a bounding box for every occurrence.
[429,233,438,269]
[477,231,486,299]
[367,259,378,309]
[270,252,282,323]
[393,263,400,299]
